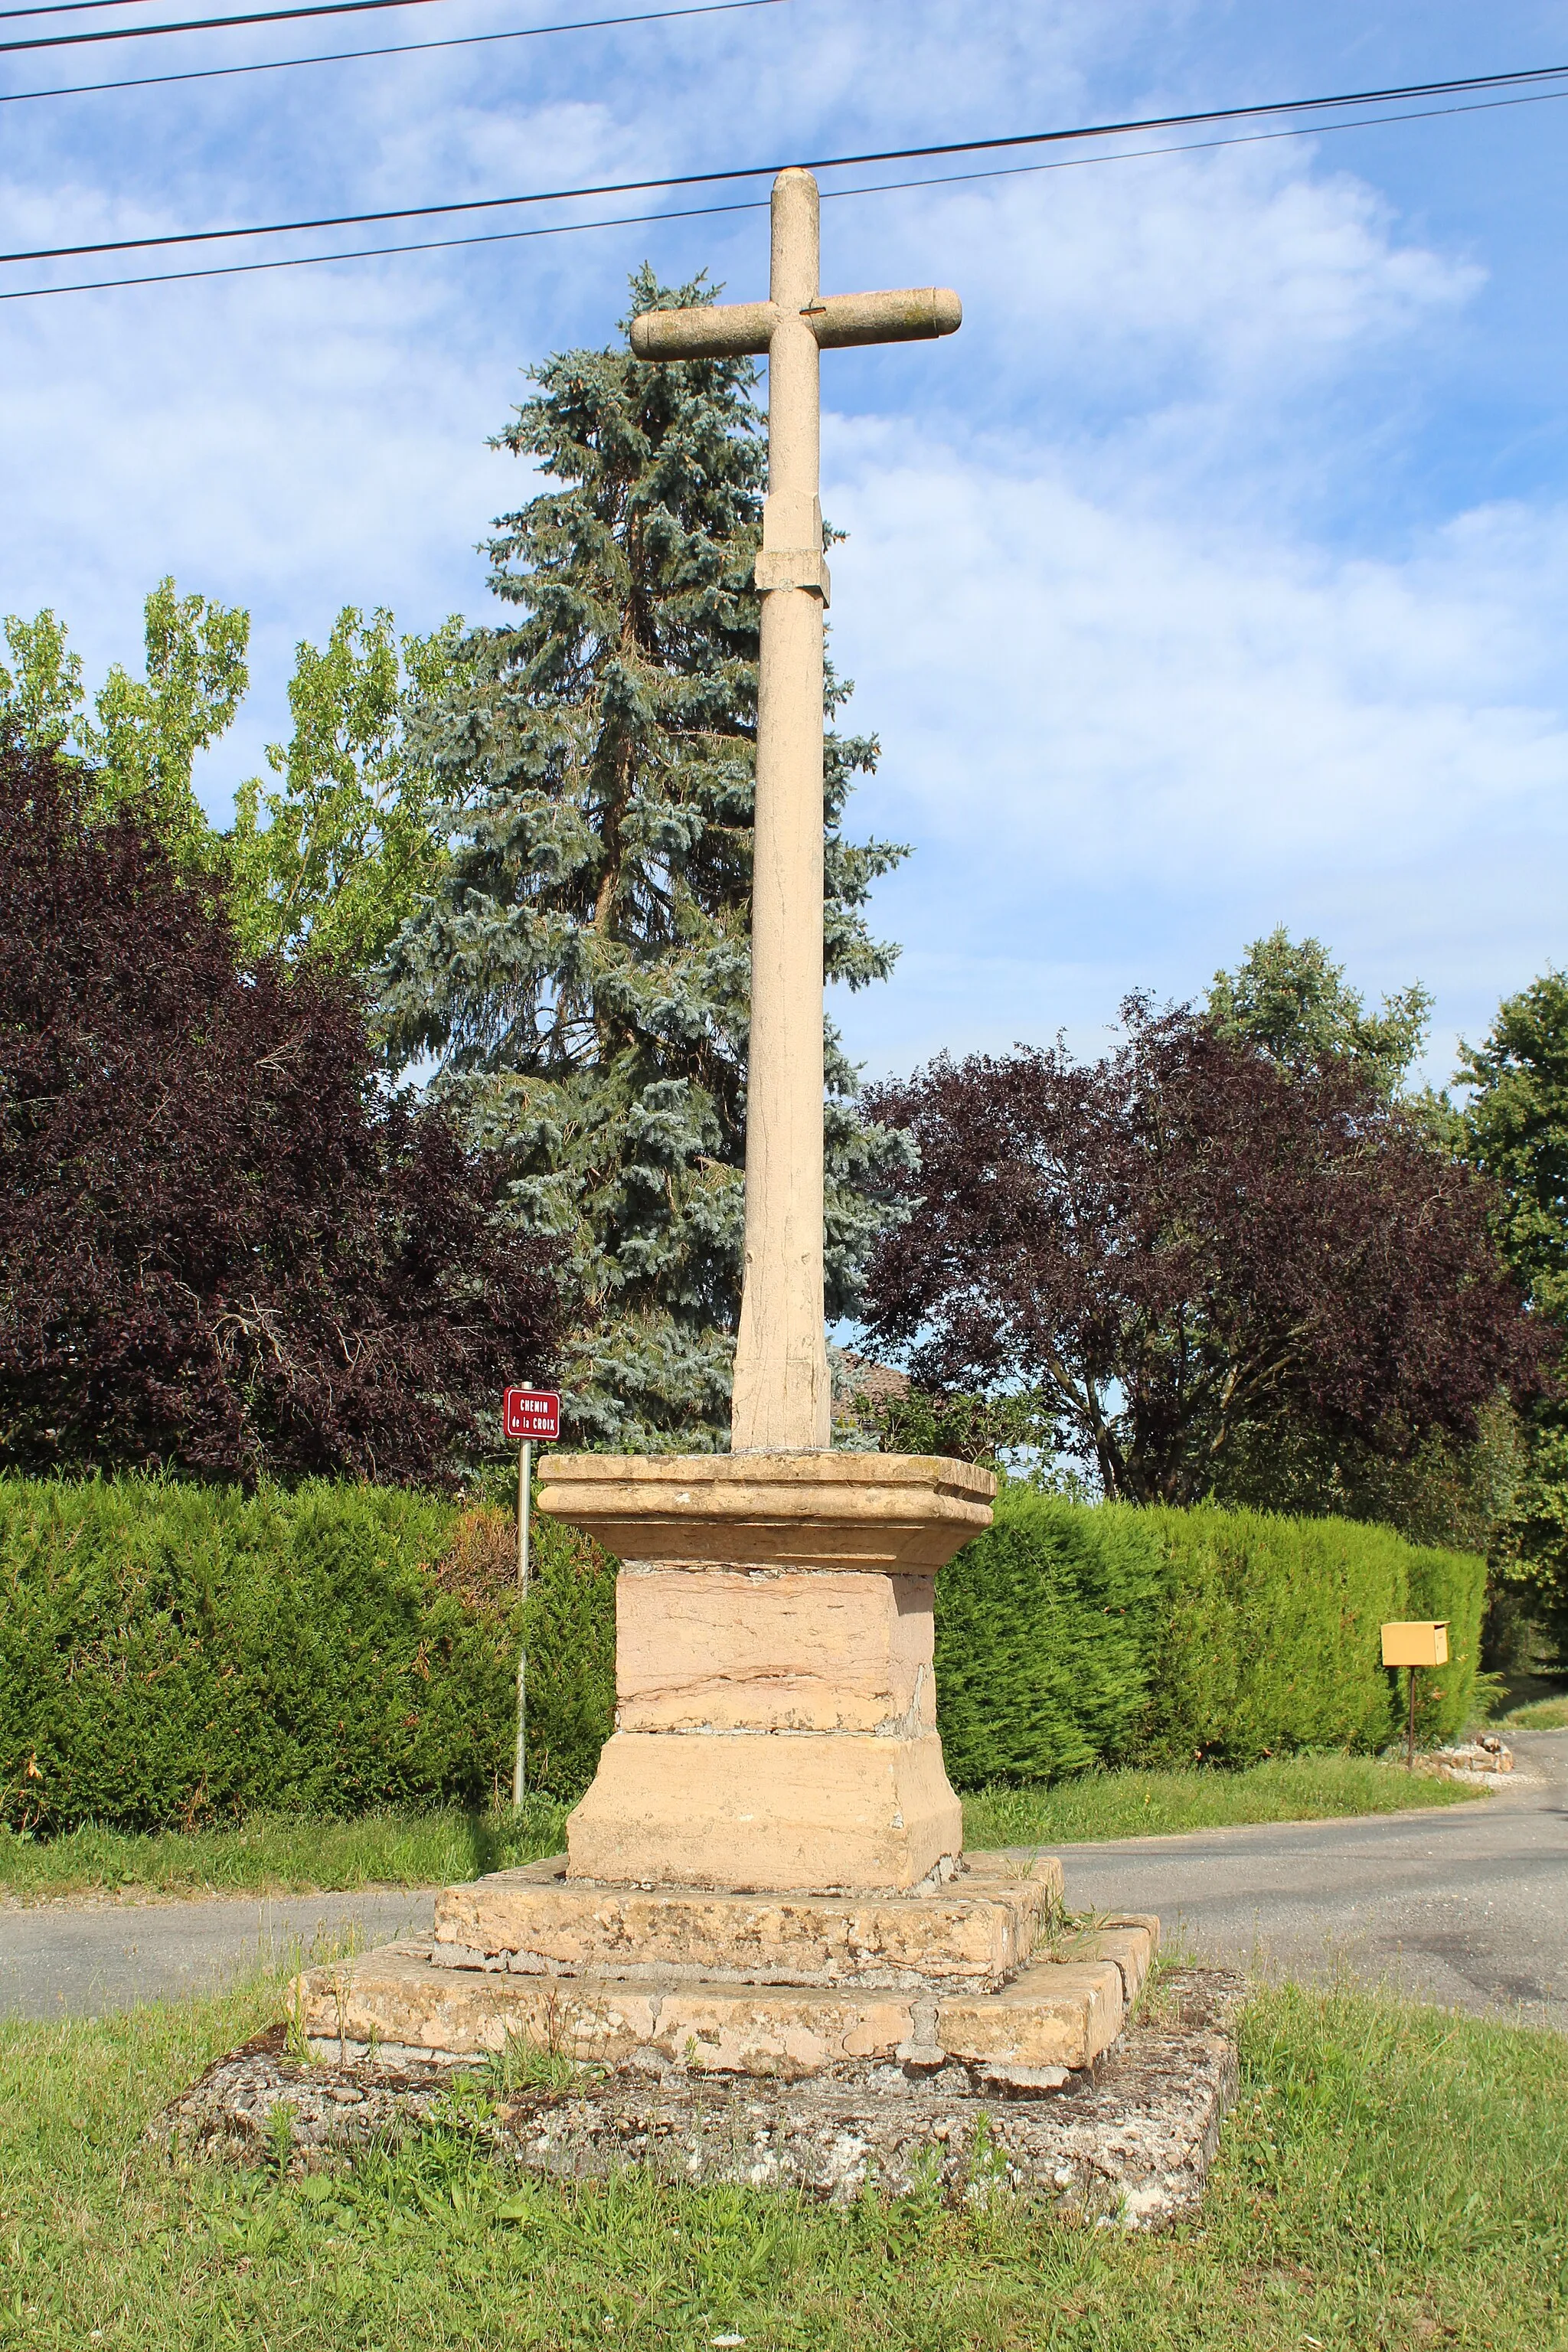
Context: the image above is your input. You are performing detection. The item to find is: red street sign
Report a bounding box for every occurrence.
[504,1387,560,1442]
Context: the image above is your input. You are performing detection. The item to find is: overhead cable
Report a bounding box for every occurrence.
[6,57,1568,269]
[6,84,1565,303]
[2,0,609,53]
[1,0,776,100]
[1,0,191,23]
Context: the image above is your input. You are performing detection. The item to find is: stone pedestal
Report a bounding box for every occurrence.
[542,1453,995,1893]
[289,1451,1166,2105]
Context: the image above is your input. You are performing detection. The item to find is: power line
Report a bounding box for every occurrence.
[5,0,467,54]
[2,0,196,23]
[6,84,1563,305]
[7,57,1568,270]
[1,0,776,102]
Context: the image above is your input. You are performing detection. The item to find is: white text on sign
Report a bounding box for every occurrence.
[504,1388,561,1442]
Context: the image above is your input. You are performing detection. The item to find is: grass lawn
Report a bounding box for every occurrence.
[962,1753,1486,1851]
[1,1758,1485,1903]
[0,1966,1562,2350]
[1498,1695,1568,1729]
[0,1794,574,1905]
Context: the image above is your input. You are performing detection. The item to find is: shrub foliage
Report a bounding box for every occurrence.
[934,1491,1158,1784]
[1,1473,1483,1831]
[934,1488,1485,1786]
[0,1475,613,1831]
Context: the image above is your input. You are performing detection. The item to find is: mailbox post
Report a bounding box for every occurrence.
[503,1387,562,1806]
[1380,1621,1450,1769]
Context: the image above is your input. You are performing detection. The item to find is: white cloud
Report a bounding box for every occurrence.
[2,0,1563,1083]
[827,441,1568,1079]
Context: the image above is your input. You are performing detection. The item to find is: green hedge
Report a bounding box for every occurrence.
[933,1490,1158,1783]
[934,1491,1485,1786]
[0,1475,614,1833]
[0,1473,1486,1831]
[1134,1508,1481,1766]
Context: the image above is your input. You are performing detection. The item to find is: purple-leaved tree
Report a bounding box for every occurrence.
[0,743,567,1484]
[860,997,1539,1504]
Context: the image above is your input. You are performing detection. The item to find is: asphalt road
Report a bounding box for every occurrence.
[2,1732,1562,2028]
[0,1887,437,2023]
[1050,1730,1568,2030]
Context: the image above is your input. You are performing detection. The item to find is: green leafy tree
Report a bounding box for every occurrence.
[227,606,468,969]
[0,609,85,751]
[381,270,911,1449]
[1459,972,1568,1321]
[1207,926,1432,1097]
[1458,972,1568,1662]
[79,577,250,860]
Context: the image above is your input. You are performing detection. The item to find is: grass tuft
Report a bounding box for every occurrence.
[1496,1694,1568,1728]
[0,1759,1488,1903]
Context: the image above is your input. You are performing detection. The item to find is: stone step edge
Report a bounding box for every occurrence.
[430,1854,1070,1994]
[472,1849,1063,1896]
[292,1919,1158,2082]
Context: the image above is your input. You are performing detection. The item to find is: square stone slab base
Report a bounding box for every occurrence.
[289,1911,1158,2083]
[430,1849,1065,1993]
[169,1968,1242,2230]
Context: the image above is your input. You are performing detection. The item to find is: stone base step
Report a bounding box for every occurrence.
[175,1966,1240,2228]
[290,1916,1158,2085]
[430,1848,1064,1993]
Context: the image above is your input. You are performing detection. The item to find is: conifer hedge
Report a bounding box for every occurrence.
[0,1474,1485,1831]
[933,1490,1159,1783]
[0,1475,613,1833]
[933,1490,1485,1785]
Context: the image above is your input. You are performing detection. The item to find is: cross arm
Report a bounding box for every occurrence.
[629,286,962,361]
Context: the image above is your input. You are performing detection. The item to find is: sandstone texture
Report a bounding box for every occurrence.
[431,1850,1064,1992]
[535,1451,997,1573]
[170,1967,1242,2229]
[566,1724,965,1891]
[289,1909,1158,2082]
[540,1453,991,1893]
[614,1565,938,1734]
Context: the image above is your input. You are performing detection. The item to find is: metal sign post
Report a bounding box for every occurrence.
[504,1388,561,1808]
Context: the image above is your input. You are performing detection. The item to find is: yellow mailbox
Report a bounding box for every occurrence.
[1380,1622,1449,1668]
[1382,1621,1450,1766]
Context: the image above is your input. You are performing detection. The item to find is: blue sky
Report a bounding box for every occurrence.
[5,0,1568,1089]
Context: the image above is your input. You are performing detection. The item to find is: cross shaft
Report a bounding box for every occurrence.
[632,168,960,1452]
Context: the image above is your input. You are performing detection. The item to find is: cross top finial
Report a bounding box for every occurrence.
[632,172,960,1453]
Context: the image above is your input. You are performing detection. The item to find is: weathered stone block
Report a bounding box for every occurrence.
[538,1454,988,1893]
[564,1727,963,1892]
[652,1989,914,2076]
[614,1566,936,1734]
[291,1945,660,2066]
[292,1945,917,2077]
[430,1850,1063,1990]
[292,1893,1128,2085]
[1073,1919,1159,2006]
[536,1451,997,1574]
[939,1960,1126,2072]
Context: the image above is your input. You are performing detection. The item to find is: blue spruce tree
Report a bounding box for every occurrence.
[381,272,910,1448]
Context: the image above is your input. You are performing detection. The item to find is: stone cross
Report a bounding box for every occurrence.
[632,167,961,1454]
